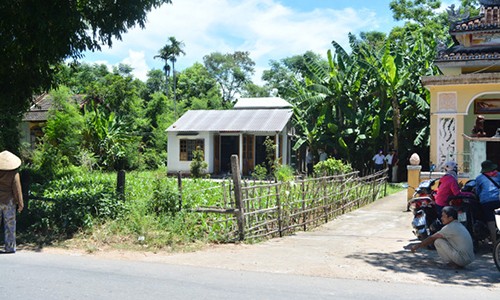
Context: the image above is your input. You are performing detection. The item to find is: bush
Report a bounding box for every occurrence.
[147,177,180,216]
[20,169,126,236]
[251,164,268,180]
[274,165,295,182]
[190,147,208,178]
[140,148,167,170]
[314,158,353,176]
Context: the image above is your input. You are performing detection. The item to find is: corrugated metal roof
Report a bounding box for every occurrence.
[167,109,293,132]
[233,97,292,109]
[22,94,85,122]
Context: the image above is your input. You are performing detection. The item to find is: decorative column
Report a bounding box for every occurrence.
[407,153,422,201]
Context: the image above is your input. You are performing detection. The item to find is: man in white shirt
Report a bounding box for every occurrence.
[318,148,327,162]
[372,150,385,172]
[385,149,397,182]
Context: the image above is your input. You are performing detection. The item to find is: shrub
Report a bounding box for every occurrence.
[20,169,126,236]
[190,147,208,178]
[140,148,167,170]
[147,177,180,216]
[251,164,268,180]
[314,158,353,176]
[274,165,295,182]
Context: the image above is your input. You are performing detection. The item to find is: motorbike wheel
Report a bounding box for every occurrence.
[494,240,500,272]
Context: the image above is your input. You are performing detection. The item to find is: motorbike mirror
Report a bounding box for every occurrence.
[430,164,436,172]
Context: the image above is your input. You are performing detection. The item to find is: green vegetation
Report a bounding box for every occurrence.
[314,158,353,176]
[19,168,229,251]
[5,0,479,251]
[189,147,208,178]
[19,166,395,251]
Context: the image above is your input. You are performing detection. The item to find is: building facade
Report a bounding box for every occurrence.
[422,0,500,177]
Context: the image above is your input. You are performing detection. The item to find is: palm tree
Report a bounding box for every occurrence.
[155,36,185,118]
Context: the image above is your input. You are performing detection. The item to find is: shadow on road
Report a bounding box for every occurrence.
[346,242,500,288]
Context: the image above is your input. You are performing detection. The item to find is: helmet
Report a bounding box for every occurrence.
[444,161,457,173]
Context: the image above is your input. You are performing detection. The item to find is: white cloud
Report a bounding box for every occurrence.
[82,0,386,82]
[122,50,149,81]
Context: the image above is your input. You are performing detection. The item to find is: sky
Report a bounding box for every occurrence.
[80,0,457,83]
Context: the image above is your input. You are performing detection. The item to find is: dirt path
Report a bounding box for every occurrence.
[41,191,500,289]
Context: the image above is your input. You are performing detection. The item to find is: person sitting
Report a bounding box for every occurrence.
[434,161,461,216]
[471,115,487,137]
[410,206,475,268]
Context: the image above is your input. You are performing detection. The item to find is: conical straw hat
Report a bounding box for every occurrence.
[0,151,21,171]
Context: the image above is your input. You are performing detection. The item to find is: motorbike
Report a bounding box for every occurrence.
[447,179,490,247]
[493,209,500,271]
[408,178,442,240]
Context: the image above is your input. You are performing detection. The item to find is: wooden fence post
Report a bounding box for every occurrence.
[323,177,328,223]
[302,179,306,231]
[231,155,245,241]
[177,171,182,211]
[116,170,126,201]
[276,183,282,237]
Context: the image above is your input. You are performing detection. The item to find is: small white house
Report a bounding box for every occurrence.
[166,97,294,175]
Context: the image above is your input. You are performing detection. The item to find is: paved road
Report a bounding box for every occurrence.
[78,190,498,288]
[1,190,499,298]
[0,251,498,299]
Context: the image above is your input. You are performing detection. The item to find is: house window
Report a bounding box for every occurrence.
[180,139,204,161]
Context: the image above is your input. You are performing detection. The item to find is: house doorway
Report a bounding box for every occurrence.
[220,136,239,174]
[484,120,500,167]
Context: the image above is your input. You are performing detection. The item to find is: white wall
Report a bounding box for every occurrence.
[167,131,212,174]
[167,129,292,174]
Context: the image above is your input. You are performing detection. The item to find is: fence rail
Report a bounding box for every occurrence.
[190,155,387,242]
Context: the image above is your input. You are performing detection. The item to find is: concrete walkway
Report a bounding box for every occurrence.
[46,190,500,289]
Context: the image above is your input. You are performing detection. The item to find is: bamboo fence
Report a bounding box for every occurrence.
[189,155,387,242]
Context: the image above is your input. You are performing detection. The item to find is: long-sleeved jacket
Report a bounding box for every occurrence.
[475,173,500,204]
[435,174,461,207]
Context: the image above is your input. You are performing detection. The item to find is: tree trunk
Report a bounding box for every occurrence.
[172,60,177,119]
[392,95,400,151]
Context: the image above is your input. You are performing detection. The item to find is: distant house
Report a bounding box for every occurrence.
[166,97,294,176]
[21,93,84,148]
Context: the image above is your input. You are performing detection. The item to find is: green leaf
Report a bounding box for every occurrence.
[338,137,347,150]
[327,123,338,133]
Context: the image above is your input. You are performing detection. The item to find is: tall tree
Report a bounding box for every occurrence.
[144,69,167,101]
[0,0,170,153]
[175,62,223,110]
[262,51,324,102]
[203,51,255,105]
[389,0,480,44]
[155,36,186,118]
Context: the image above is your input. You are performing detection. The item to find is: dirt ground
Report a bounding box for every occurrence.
[41,190,500,289]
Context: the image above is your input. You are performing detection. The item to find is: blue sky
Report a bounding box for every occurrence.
[80,0,457,83]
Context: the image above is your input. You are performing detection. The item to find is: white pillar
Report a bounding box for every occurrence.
[282,130,288,165]
[239,133,243,174]
[275,133,280,163]
[470,140,486,178]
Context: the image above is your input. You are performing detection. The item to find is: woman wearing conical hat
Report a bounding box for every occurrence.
[0,151,24,253]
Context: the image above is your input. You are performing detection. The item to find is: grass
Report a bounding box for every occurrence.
[385,182,406,195]
[17,168,402,254]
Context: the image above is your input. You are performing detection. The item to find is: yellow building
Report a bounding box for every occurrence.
[422,0,500,178]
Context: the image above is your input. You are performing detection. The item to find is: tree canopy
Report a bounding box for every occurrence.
[203,51,255,106]
[0,0,171,153]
